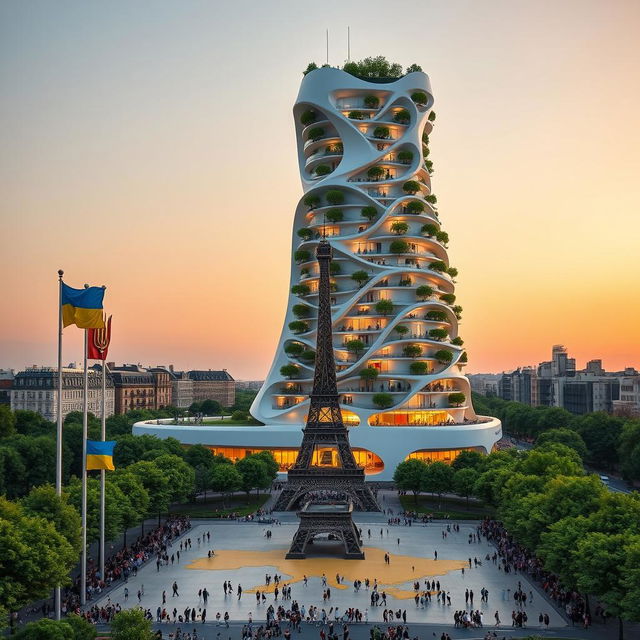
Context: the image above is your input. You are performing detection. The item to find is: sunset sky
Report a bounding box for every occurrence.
[1,0,639,379]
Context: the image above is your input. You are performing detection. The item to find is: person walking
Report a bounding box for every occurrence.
[172,582,179,597]
[495,611,501,626]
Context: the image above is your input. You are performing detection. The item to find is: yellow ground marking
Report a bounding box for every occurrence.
[186,547,465,600]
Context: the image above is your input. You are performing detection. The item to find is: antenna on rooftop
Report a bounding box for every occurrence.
[326,29,329,65]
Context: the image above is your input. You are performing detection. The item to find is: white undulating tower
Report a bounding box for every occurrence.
[251,67,501,473]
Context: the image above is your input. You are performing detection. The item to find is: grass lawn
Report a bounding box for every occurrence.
[169,493,269,518]
[399,494,494,520]
[201,417,264,426]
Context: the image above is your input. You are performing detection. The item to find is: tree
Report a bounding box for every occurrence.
[426,309,448,321]
[345,339,366,360]
[300,109,316,126]
[0,497,77,617]
[303,194,320,209]
[114,434,161,468]
[389,239,409,254]
[325,190,345,206]
[536,428,588,460]
[393,109,410,124]
[111,607,155,640]
[13,619,75,640]
[429,328,448,341]
[184,444,215,470]
[288,320,308,333]
[448,392,466,407]
[252,451,279,481]
[436,231,449,245]
[307,127,325,142]
[21,485,82,554]
[411,91,428,105]
[361,206,377,221]
[394,325,409,337]
[351,270,369,287]
[390,222,409,235]
[285,343,305,357]
[451,450,484,471]
[375,299,393,315]
[109,470,150,546]
[236,457,269,498]
[325,208,343,223]
[153,454,195,504]
[421,462,454,509]
[409,361,429,375]
[280,364,300,379]
[210,464,242,507]
[343,56,403,79]
[303,62,318,76]
[188,401,202,414]
[359,367,379,391]
[372,126,390,139]
[403,344,422,358]
[406,201,424,214]
[434,350,453,364]
[0,405,16,438]
[201,399,221,415]
[393,459,427,503]
[127,460,171,522]
[402,181,420,194]
[452,468,479,508]
[428,110,436,122]
[618,420,640,482]
[364,95,380,108]
[0,446,26,499]
[5,435,56,495]
[575,533,628,639]
[292,304,311,318]
[416,285,433,300]
[372,393,393,409]
[406,63,423,73]
[67,477,127,543]
[367,165,384,180]
[574,412,623,469]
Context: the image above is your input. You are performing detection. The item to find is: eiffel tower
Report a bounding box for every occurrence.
[274,239,379,512]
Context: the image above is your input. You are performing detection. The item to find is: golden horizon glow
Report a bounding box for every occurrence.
[1,1,639,379]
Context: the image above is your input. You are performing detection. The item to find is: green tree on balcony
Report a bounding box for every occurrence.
[345,339,366,360]
[448,392,466,407]
[351,270,370,288]
[373,392,394,409]
[403,344,423,358]
[375,299,394,315]
[359,367,379,391]
[361,206,378,221]
[390,221,409,235]
[280,364,300,379]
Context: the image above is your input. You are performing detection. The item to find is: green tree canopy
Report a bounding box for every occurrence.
[393,459,426,501]
[153,454,195,503]
[421,462,454,508]
[21,485,82,554]
[111,607,155,640]
[209,464,243,506]
[0,497,77,616]
[536,428,588,460]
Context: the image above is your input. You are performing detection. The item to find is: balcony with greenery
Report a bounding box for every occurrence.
[303,194,320,210]
[397,150,413,165]
[315,164,332,177]
[367,166,385,181]
[288,320,309,334]
[373,126,391,139]
[348,110,365,120]
[375,299,394,315]
[297,227,313,241]
[402,180,421,194]
[325,208,344,223]
[393,109,410,125]
[448,392,466,407]
[416,285,434,300]
[390,221,409,235]
[292,304,312,318]
[440,293,456,305]
[325,190,345,206]
[295,250,311,263]
[372,392,394,409]
[411,92,428,106]
[280,364,300,379]
[351,270,370,288]
[291,284,311,296]
[428,328,448,341]
[390,239,410,254]
[425,310,448,322]
[307,127,326,142]
[403,344,423,358]
[361,206,378,221]
[364,95,380,108]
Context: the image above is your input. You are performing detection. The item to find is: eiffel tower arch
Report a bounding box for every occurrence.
[274,239,379,513]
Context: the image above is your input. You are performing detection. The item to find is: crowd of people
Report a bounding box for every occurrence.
[66,516,192,620]
[480,519,590,628]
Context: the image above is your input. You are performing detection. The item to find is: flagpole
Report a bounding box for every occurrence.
[55,269,64,621]
[100,356,106,580]
[81,326,88,607]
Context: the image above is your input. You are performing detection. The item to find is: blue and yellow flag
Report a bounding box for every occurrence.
[61,283,105,329]
[86,440,116,471]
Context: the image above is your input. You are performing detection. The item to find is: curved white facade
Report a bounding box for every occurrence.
[134,67,501,482]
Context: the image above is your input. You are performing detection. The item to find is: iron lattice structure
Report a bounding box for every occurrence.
[285,502,364,559]
[274,239,379,512]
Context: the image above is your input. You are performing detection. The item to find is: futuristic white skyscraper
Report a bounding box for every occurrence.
[134,65,501,480]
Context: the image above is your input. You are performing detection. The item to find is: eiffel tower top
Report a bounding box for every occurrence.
[310,238,339,401]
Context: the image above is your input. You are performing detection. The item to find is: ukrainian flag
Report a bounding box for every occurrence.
[61,283,105,329]
[86,440,116,471]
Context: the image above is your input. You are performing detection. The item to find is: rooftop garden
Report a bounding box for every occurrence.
[303,57,423,82]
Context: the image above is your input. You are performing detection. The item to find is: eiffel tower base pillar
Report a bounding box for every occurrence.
[285,502,365,560]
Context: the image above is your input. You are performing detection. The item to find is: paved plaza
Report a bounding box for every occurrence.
[92,519,566,629]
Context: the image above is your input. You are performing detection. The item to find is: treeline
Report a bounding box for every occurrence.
[394,442,640,631]
[473,393,640,482]
[0,404,275,629]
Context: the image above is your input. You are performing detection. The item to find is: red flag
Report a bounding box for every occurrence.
[88,315,112,360]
